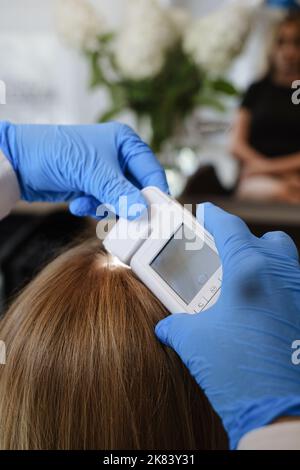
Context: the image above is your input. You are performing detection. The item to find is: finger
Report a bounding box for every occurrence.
[198,202,252,259]
[155,313,218,397]
[70,196,119,221]
[261,231,299,262]
[155,313,196,351]
[97,175,148,220]
[69,196,101,218]
[116,124,169,193]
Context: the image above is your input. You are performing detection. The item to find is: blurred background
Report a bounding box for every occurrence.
[1,0,300,308]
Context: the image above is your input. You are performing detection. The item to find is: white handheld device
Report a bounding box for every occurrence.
[103,187,222,314]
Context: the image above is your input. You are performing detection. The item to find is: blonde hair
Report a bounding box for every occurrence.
[0,240,227,449]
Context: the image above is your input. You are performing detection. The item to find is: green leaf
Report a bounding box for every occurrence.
[87,51,103,88]
[210,78,240,96]
[195,95,226,112]
[97,32,115,45]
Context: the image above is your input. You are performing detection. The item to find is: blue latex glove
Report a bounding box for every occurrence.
[156,203,300,449]
[0,121,169,218]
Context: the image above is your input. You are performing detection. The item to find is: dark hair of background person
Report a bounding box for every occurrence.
[268,10,300,76]
[0,240,227,450]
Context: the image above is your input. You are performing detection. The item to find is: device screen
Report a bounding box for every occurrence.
[150,225,220,304]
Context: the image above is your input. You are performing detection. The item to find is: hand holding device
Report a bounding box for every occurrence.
[156,203,300,449]
[0,121,168,218]
[104,187,222,314]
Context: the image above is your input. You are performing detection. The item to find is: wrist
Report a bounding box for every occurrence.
[238,421,300,450]
[0,121,17,170]
[0,148,21,218]
[223,395,300,450]
[272,416,300,425]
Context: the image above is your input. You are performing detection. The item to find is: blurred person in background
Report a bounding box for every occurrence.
[231,12,300,204]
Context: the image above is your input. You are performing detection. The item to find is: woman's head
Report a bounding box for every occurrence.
[270,12,300,78]
[0,240,226,450]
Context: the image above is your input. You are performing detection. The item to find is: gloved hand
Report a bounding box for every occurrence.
[156,203,300,449]
[0,121,168,218]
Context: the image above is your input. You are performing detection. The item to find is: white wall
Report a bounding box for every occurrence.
[173,0,228,15]
[0,0,125,124]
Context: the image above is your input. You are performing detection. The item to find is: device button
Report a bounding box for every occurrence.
[197,273,208,285]
[197,297,207,311]
[210,285,218,294]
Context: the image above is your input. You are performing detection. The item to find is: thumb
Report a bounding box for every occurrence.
[198,202,251,262]
[261,231,299,262]
[155,313,195,351]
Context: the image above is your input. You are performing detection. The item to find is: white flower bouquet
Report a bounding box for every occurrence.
[57,0,258,152]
